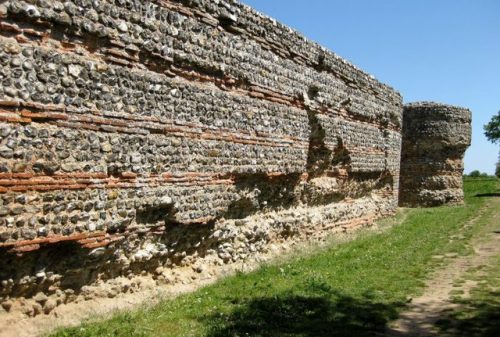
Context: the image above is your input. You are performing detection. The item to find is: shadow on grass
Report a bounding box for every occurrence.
[436,290,500,337]
[475,193,500,198]
[202,289,405,337]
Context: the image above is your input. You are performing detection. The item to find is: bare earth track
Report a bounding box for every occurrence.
[386,196,500,336]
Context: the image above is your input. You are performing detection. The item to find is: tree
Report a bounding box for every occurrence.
[484,111,500,178]
[496,152,500,178]
[484,111,500,144]
[468,170,481,177]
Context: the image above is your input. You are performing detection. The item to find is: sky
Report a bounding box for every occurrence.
[242,0,500,174]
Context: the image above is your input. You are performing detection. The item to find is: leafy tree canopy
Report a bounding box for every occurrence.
[468,170,488,177]
[484,111,500,144]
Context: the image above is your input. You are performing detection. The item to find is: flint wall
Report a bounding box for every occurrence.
[0,0,402,316]
[399,102,471,207]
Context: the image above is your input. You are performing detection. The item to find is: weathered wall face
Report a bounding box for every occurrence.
[399,102,471,207]
[0,0,402,316]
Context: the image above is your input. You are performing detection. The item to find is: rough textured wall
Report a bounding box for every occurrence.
[0,0,402,316]
[399,102,471,207]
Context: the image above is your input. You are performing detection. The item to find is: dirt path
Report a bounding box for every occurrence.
[386,196,500,336]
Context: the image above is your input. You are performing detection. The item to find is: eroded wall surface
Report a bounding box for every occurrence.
[399,102,471,207]
[0,0,402,316]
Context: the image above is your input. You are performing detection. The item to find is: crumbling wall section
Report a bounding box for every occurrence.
[0,0,402,316]
[399,102,471,207]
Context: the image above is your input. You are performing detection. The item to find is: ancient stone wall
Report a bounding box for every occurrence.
[0,0,402,316]
[399,102,471,207]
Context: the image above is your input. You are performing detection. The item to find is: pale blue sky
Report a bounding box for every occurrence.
[242,0,500,174]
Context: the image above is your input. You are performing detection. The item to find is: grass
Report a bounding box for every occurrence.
[51,177,499,337]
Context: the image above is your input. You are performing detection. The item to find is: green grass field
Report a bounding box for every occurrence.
[51,177,499,337]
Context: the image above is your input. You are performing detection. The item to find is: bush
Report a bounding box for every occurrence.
[467,171,491,178]
[468,170,482,177]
